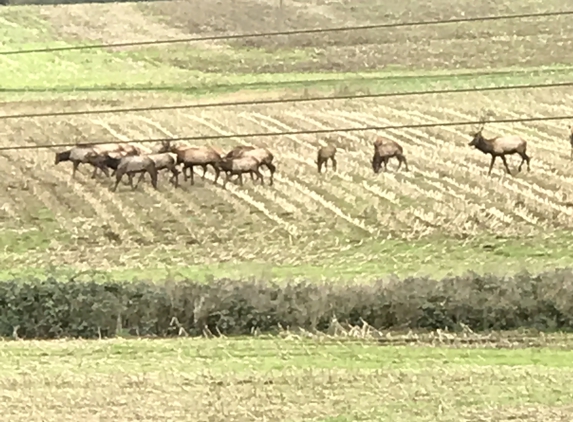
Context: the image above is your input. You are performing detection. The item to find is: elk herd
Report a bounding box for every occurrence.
[52,121,573,192]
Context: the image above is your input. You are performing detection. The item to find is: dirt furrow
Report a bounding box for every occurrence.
[275,109,459,233]
[185,112,375,236]
[128,114,291,241]
[331,109,531,233]
[391,108,573,228]
[236,112,380,236]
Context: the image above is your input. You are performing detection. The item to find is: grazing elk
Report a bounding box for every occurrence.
[158,141,222,185]
[218,156,264,188]
[468,120,531,176]
[54,146,112,178]
[371,137,409,173]
[102,154,159,192]
[225,146,276,185]
[316,144,337,173]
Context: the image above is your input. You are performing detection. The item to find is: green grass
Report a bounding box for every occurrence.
[1,336,573,420]
[1,232,572,282]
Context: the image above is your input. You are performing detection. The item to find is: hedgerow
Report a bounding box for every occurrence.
[1,268,573,339]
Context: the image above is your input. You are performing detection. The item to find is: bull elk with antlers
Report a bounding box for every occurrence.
[468,119,531,176]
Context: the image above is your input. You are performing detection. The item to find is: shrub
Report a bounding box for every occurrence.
[1,268,573,339]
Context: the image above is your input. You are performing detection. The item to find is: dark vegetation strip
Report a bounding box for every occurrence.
[0,269,572,339]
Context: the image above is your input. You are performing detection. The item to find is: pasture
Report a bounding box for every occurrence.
[1,334,573,421]
[1,0,573,281]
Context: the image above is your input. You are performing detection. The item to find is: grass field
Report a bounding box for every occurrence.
[2,0,573,280]
[2,334,573,421]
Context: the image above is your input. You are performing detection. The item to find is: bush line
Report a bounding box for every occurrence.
[1,269,573,339]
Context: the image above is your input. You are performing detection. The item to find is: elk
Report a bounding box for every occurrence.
[316,144,337,173]
[102,154,159,192]
[225,146,276,185]
[468,120,531,176]
[157,141,222,185]
[371,137,409,173]
[218,156,264,188]
[73,143,141,178]
[54,146,111,178]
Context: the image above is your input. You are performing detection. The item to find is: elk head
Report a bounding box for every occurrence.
[468,117,487,147]
[156,140,171,154]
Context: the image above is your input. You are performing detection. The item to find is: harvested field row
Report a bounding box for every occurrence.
[1,89,572,271]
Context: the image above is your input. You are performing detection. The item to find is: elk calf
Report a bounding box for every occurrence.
[317,145,337,173]
[468,126,531,175]
[218,156,263,188]
[371,137,409,173]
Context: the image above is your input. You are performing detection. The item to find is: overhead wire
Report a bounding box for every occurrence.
[2,80,572,120]
[1,10,572,55]
[5,114,571,152]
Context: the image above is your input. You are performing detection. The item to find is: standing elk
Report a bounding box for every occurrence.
[55,146,112,178]
[317,145,337,173]
[218,156,264,188]
[371,137,409,173]
[101,154,159,192]
[158,141,222,185]
[225,146,276,185]
[468,120,531,176]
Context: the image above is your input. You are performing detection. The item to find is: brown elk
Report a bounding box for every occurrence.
[317,145,337,173]
[218,156,264,188]
[468,120,531,176]
[55,146,112,178]
[102,154,159,192]
[157,141,222,185]
[225,146,276,185]
[371,137,409,173]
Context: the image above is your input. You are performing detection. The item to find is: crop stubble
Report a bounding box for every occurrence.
[0,88,571,266]
[1,336,573,421]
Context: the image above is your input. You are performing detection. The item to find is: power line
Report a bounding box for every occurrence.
[1,10,572,56]
[2,80,572,120]
[5,114,571,152]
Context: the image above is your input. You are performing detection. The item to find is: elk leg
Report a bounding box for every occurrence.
[518,152,531,172]
[238,173,244,186]
[188,165,195,185]
[200,164,208,179]
[396,157,402,171]
[112,174,122,192]
[212,164,221,184]
[331,157,337,171]
[255,168,264,185]
[90,165,98,179]
[400,155,410,172]
[500,156,512,175]
[487,156,496,176]
[222,171,231,189]
[72,161,80,178]
[134,172,146,189]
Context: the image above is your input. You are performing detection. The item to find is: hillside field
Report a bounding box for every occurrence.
[2,0,573,281]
